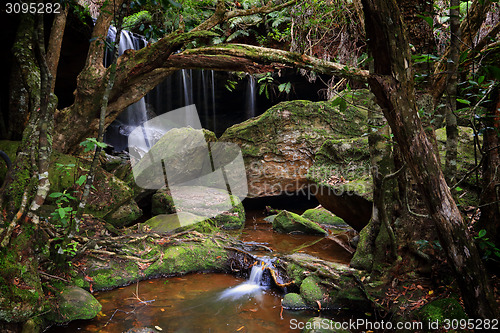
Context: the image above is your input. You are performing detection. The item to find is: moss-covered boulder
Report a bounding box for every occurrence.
[282,293,308,310]
[220,96,367,198]
[273,210,326,235]
[106,200,143,228]
[301,207,347,227]
[300,275,326,306]
[416,297,467,328]
[302,318,351,333]
[46,286,101,323]
[151,186,245,229]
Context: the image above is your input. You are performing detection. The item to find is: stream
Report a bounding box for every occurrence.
[49,210,354,332]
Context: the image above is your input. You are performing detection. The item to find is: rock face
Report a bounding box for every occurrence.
[47,286,101,323]
[273,210,326,235]
[220,98,367,198]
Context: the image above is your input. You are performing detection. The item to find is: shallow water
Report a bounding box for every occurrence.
[50,273,319,332]
[49,210,353,332]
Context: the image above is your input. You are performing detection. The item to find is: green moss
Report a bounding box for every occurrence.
[301,208,347,226]
[282,293,307,310]
[46,286,101,323]
[417,297,467,325]
[300,275,325,306]
[273,210,327,235]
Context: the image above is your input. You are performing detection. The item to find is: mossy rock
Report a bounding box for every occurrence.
[151,186,245,229]
[220,95,368,198]
[302,317,351,333]
[46,286,101,323]
[142,212,218,234]
[300,275,326,306]
[106,200,143,228]
[301,208,347,227]
[416,297,467,326]
[273,210,326,235]
[282,293,307,310]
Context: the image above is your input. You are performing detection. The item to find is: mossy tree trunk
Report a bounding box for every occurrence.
[361,0,498,319]
[0,6,60,324]
[351,97,397,271]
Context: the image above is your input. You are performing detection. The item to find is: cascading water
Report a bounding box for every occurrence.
[219,258,273,300]
[104,27,149,151]
[246,74,257,119]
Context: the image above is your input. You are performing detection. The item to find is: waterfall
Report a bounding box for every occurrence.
[211,70,216,133]
[246,75,257,119]
[104,27,148,151]
[219,259,270,300]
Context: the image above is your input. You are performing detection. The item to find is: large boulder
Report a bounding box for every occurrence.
[220,96,367,198]
[46,286,101,323]
[273,210,326,235]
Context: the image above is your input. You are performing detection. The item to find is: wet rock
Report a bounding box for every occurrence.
[301,207,347,227]
[302,317,351,333]
[46,286,101,323]
[220,97,367,198]
[282,293,307,310]
[151,186,245,229]
[273,210,326,235]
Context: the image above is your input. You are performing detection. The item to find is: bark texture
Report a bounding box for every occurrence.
[361,0,498,319]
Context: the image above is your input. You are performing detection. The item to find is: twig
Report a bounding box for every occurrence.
[38,270,70,283]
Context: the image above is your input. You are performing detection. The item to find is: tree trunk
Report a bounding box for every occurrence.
[361,0,498,319]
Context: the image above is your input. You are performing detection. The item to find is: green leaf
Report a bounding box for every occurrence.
[58,207,66,219]
[417,14,433,27]
[456,98,471,105]
[455,186,463,192]
[49,192,63,198]
[76,175,86,186]
[478,229,487,238]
